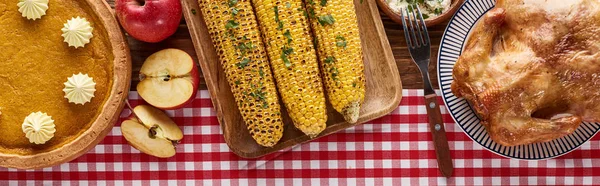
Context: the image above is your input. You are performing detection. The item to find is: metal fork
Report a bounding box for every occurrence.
[401,5,453,178]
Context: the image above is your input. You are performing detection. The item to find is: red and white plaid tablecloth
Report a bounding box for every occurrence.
[1,90,600,185]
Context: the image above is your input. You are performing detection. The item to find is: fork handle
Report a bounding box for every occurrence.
[424,93,453,178]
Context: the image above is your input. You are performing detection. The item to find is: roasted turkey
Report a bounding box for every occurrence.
[451,0,600,146]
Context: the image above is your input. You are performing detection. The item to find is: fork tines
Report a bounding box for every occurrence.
[401,5,431,48]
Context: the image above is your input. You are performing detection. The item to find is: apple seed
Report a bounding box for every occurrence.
[163,75,171,81]
[148,125,158,139]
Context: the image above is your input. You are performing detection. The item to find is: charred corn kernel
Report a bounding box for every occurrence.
[251,0,327,137]
[305,0,366,123]
[198,0,283,147]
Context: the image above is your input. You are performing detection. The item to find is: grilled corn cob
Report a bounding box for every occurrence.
[304,0,365,123]
[251,0,327,137]
[198,0,283,147]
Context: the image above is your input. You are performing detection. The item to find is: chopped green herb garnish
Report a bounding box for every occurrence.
[191,9,197,15]
[281,54,291,68]
[283,30,293,44]
[352,82,357,87]
[336,35,347,48]
[231,7,239,15]
[307,0,316,5]
[213,5,219,9]
[318,15,335,26]
[250,89,268,102]
[324,56,336,64]
[421,14,430,19]
[434,8,442,15]
[286,2,291,8]
[234,80,241,85]
[259,69,265,78]
[282,45,294,55]
[238,42,254,50]
[330,67,339,80]
[308,8,316,18]
[248,83,269,108]
[237,41,254,55]
[280,46,294,68]
[225,20,239,29]
[228,0,238,7]
[249,87,265,100]
[226,30,235,39]
[320,0,327,6]
[281,46,294,68]
[236,58,250,68]
[299,8,308,19]
[274,6,284,30]
[360,0,363,4]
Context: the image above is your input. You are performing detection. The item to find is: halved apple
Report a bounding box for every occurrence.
[121,105,183,158]
[138,49,199,109]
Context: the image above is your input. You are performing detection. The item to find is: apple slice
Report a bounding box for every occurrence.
[133,105,183,140]
[138,49,199,109]
[121,105,183,158]
[121,120,177,158]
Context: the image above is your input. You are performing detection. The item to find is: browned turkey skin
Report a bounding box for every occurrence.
[451,0,600,146]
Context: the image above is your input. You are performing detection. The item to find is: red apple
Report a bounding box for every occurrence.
[121,105,183,158]
[115,0,182,43]
[137,48,199,109]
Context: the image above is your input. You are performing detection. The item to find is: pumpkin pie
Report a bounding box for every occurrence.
[0,0,130,169]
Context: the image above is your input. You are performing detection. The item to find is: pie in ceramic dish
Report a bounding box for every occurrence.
[0,0,130,169]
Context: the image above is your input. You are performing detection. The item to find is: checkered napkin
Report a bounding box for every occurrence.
[1,90,599,185]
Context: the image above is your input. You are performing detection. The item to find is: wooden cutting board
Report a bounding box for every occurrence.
[181,0,402,158]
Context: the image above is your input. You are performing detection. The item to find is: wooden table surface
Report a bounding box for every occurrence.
[106,0,448,90]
